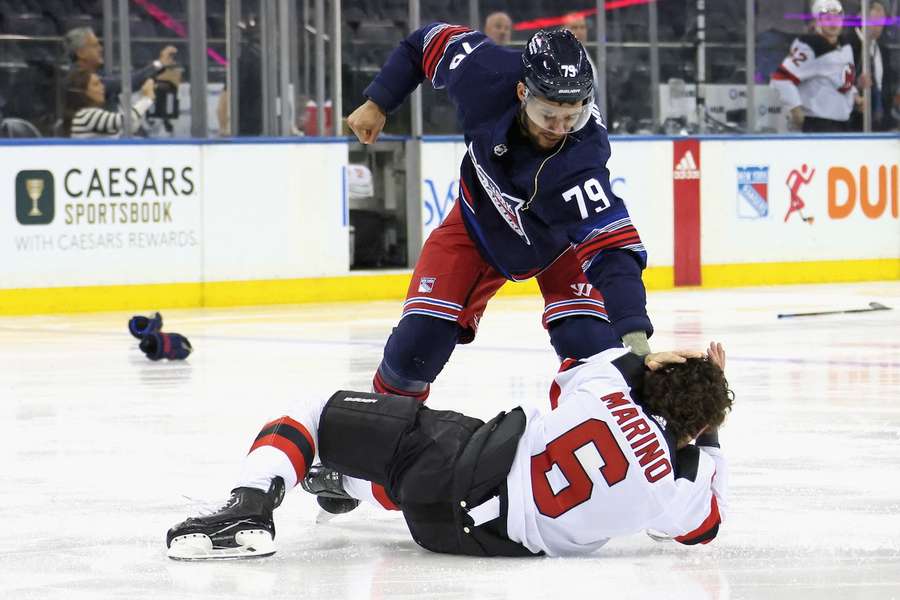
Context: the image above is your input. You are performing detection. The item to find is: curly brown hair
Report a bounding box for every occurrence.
[642,358,734,443]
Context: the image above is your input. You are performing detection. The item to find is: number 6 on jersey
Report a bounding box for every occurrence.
[531,419,629,518]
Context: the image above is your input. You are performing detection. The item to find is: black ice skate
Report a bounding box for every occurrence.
[301,464,360,515]
[166,477,285,560]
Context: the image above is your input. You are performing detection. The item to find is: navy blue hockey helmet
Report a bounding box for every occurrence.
[520,29,594,134]
[522,29,594,105]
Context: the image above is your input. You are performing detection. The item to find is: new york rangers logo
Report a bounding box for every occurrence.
[737,166,769,219]
[467,143,530,243]
[418,277,436,293]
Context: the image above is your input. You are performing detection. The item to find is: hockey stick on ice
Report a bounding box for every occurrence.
[777,302,892,319]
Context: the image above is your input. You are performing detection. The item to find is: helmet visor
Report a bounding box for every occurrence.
[523,90,593,135]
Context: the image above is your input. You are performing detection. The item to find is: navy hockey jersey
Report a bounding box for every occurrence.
[365,24,651,337]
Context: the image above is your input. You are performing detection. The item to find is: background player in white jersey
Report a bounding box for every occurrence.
[166,343,732,559]
[771,0,862,132]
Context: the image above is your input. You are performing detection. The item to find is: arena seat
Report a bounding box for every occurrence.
[0,116,41,137]
[5,12,59,35]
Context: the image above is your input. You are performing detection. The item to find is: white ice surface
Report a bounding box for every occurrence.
[1,281,899,599]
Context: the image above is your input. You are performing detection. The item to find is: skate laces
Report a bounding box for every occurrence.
[181,493,238,518]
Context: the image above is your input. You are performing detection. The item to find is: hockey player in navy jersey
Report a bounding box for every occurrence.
[165,343,731,559]
[346,26,653,406]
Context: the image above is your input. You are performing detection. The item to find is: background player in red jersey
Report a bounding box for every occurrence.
[166,343,731,560]
[771,0,861,132]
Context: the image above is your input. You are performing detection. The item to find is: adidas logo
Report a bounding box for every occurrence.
[673,150,700,180]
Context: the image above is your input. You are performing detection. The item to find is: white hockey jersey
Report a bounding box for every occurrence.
[504,348,727,556]
[771,34,857,121]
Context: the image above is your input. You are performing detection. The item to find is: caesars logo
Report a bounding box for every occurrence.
[61,166,195,225]
[15,170,55,225]
[15,166,195,227]
[13,165,199,253]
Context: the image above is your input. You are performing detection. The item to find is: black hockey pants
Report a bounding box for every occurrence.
[318,391,540,557]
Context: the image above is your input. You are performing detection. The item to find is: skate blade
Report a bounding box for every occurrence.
[645,529,673,543]
[167,530,276,561]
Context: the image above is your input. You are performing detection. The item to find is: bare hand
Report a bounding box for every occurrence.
[857,72,873,90]
[347,99,386,144]
[706,341,726,372]
[789,106,805,128]
[140,78,156,100]
[644,350,704,371]
[159,45,178,66]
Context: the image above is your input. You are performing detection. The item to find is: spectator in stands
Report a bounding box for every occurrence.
[563,12,602,110]
[848,0,895,131]
[63,68,155,138]
[483,12,512,45]
[64,27,176,108]
[771,0,859,132]
[563,12,588,43]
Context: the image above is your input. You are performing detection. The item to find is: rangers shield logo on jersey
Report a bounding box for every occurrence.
[418,277,436,293]
[467,143,530,244]
[736,166,769,219]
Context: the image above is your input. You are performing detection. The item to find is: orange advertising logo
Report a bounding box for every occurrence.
[785,164,815,224]
[828,165,899,219]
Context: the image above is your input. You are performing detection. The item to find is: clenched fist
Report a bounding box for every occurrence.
[347,99,386,144]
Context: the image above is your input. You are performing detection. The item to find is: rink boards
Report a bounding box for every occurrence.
[1,134,897,314]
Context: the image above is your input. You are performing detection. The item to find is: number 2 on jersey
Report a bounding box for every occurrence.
[531,419,629,518]
[789,47,808,67]
[562,178,611,219]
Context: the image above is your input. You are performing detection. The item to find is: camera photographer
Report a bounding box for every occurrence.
[64,27,176,111]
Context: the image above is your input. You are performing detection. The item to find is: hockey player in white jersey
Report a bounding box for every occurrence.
[166,343,732,559]
[771,0,861,132]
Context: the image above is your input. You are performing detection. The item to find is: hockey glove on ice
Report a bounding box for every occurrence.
[140,331,193,361]
[129,312,163,339]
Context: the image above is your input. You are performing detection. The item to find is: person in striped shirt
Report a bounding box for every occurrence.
[63,69,155,138]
